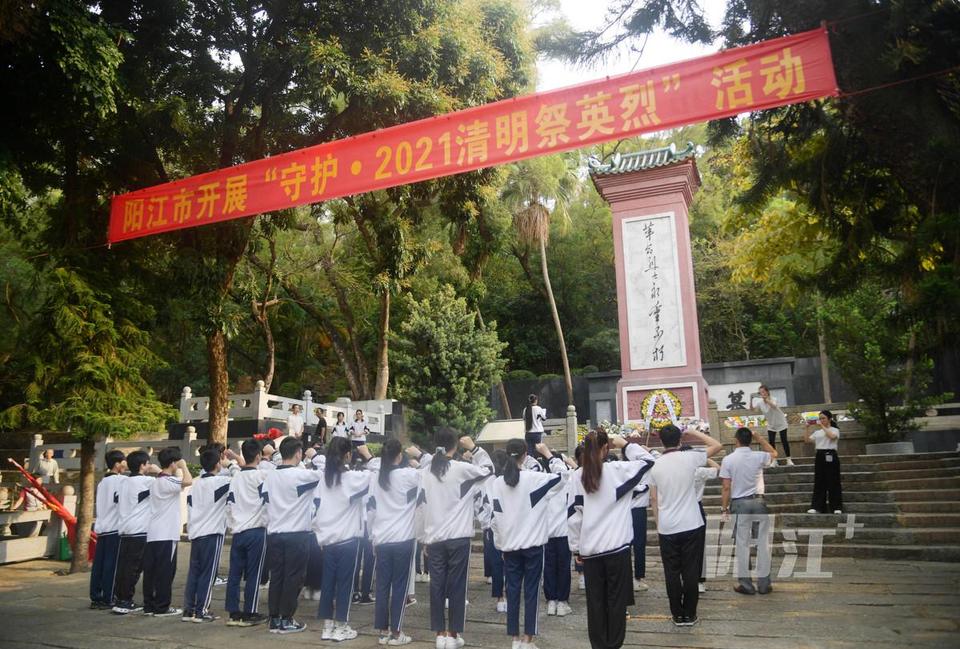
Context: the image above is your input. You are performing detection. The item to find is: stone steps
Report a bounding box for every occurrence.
[751,465,960,485]
[701,488,960,505]
[697,500,960,515]
[701,474,960,494]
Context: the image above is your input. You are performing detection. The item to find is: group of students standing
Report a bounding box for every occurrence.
[84,399,844,649]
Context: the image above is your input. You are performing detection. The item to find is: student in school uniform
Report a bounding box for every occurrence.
[263,436,320,634]
[490,439,566,649]
[720,427,777,595]
[805,410,843,514]
[351,409,370,447]
[225,439,270,627]
[182,449,235,622]
[693,458,719,593]
[647,425,722,627]
[368,438,422,646]
[142,447,193,617]
[541,447,578,618]
[479,450,509,613]
[331,412,349,439]
[522,395,547,455]
[313,437,369,642]
[409,430,493,649]
[112,450,157,615]
[568,431,655,649]
[90,450,127,609]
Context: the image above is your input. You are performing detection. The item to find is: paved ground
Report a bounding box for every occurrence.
[1,548,958,649]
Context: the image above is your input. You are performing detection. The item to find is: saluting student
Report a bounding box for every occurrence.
[411,431,493,649]
[183,449,235,622]
[490,440,565,649]
[262,436,320,634]
[568,431,654,649]
[368,438,422,646]
[112,450,157,615]
[143,447,193,617]
[479,450,509,613]
[225,439,269,627]
[542,448,578,618]
[313,437,368,642]
[648,425,721,627]
[90,450,127,609]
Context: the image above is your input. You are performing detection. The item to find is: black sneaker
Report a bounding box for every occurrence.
[243,612,268,627]
[357,594,375,605]
[277,618,306,634]
[672,615,684,626]
[351,593,362,604]
[679,616,699,626]
[154,607,183,618]
[269,617,282,633]
[192,612,219,623]
[182,610,196,622]
[226,613,245,627]
[90,601,111,610]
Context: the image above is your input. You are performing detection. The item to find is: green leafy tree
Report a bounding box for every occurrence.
[0,268,175,572]
[392,285,506,442]
[821,284,947,443]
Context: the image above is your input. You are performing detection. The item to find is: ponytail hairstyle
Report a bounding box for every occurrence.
[491,449,509,477]
[580,430,609,494]
[324,437,352,487]
[378,438,403,491]
[503,439,526,487]
[524,394,538,432]
[430,428,459,481]
[819,410,838,428]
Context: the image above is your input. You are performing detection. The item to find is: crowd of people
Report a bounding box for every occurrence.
[83,401,844,649]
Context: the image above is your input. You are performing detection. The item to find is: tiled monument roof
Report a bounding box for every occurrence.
[588,141,697,176]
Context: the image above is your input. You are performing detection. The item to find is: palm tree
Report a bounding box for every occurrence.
[501,155,580,407]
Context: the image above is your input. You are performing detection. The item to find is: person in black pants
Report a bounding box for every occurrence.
[805,410,843,514]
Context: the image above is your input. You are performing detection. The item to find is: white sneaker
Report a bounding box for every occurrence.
[388,634,413,646]
[379,634,390,646]
[423,573,431,583]
[698,583,706,593]
[522,642,540,649]
[332,624,358,641]
[555,602,572,616]
[485,576,492,584]
[546,600,557,616]
[834,510,843,514]
[807,508,818,514]
[496,599,507,613]
[786,458,795,467]
[445,636,465,649]
[512,640,522,649]
[312,589,322,601]
[578,575,586,590]
[321,620,334,640]
[301,588,312,600]
[435,636,446,649]
[633,578,648,591]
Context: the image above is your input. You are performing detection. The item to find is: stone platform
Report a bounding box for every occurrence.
[1,548,957,649]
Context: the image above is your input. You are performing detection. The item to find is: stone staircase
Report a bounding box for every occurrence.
[684,450,960,562]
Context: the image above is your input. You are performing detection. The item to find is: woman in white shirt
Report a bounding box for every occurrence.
[489,439,565,649]
[414,430,493,649]
[313,437,369,642]
[368,439,421,646]
[522,394,547,454]
[804,410,843,514]
[753,385,793,466]
[568,431,655,649]
[351,409,370,448]
[332,412,349,439]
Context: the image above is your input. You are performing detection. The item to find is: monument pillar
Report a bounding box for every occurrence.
[590,143,709,427]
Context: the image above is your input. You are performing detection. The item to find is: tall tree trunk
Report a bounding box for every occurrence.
[816,303,833,403]
[70,437,96,573]
[207,329,230,444]
[539,237,574,406]
[477,309,512,418]
[904,328,917,401]
[374,291,390,399]
[254,304,276,392]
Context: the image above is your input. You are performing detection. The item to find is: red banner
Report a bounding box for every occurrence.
[109,28,837,243]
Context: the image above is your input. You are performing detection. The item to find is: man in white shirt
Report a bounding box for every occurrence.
[720,427,778,595]
[35,449,60,485]
[287,405,305,438]
[648,425,722,626]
